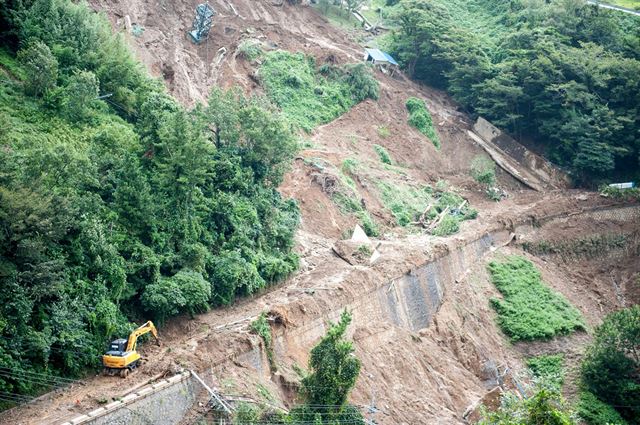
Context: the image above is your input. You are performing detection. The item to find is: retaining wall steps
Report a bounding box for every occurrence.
[60,372,192,425]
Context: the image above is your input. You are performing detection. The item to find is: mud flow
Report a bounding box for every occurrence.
[5,1,639,424]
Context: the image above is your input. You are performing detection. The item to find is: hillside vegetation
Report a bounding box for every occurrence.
[0,0,301,400]
[259,50,379,132]
[488,256,584,341]
[388,0,640,183]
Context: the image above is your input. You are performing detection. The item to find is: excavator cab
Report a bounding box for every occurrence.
[105,338,128,356]
[102,321,159,378]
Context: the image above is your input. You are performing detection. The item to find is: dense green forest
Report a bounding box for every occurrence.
[0,0,301,399]
[388,0,640,183]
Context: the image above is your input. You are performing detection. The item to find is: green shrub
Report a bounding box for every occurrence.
[406,97,440,149]
[259,51,379,132]
[577,391,627,425]
[471,155,497,186]
[341,62,379,102]
[65,70,99,121]
[527,354,564,389]
[486,187,503,201]
[479,387,575,425]
[234,402,261,424]
[463,208,478,220]
[374,144,392,164]
[581,306,640,421]
[357,244,372,256]
[405,97,424,114]
[142,270,211,323]
[378,125,390,138]
[250,313,276,371]
[17,40,58,96]
[433,214,460,236]
[357,210,379,237]
[237,39,262,61]
[488,256,585,341]
[342,158,359,175]
[599,185,640,202]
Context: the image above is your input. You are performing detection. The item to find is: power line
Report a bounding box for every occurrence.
[0,391,34,402]
[0,368,80,403]
[0,366,77,383]
[103,97,139,119]
[0,395,29,405]
[0,335,99,358]
[0,371,76,387]
[0,372,67,391]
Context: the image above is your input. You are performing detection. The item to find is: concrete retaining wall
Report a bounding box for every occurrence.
[62,204,640,425]
[473,117,570,189]
[272,229,512,358]
[61,373,197,425]
[515,205,640,261]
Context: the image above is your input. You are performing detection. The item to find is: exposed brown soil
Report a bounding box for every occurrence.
[4,1,640,424]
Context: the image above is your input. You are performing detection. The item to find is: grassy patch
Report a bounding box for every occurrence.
[599,184,640,202]
[377,181,431,226]
[526,354,565,389]
[0,48,26,80]
[341,158,359,175]
[377,125,390,138]
[488,256,585,341]
[335,158,380,236]
[373,144,392,164]
[470,154,496,186]
[383,163,408,176]
[432,214,460,236]
[577,391,628,425]
[607,0,640,10]
[376,182,476,229]
[237,39,263,61]
[329,169,380,237]
[332,192,379,237]
[331,191,359,213]
[522,234,629,259]
[259,51,378,132]
[406,97,440,149]
[313,2,364,30]
[357,210,379,237]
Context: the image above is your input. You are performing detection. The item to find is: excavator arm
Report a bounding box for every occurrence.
[125,321,159,353]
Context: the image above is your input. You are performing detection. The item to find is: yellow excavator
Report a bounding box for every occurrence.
[102,321,160,378]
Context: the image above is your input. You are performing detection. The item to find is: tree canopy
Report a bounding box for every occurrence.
[0,0,299,402]
[389,0,640,183]
[581,305,640,422]
[289,310,365,425]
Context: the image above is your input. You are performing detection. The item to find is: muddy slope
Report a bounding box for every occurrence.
[5,1,640,424]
